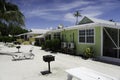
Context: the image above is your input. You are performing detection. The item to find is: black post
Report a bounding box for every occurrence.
[48,62,51,73]
[18,48,20,53]
[16,46,21,53]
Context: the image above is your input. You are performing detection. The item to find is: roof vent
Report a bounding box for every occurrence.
[58,24,64,29]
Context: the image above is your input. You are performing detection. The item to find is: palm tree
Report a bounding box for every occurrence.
[74,11,81,25]
[0,0,25,27]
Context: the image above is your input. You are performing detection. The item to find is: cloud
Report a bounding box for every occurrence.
[21,0,93,19]
[40,13,62,21]
[64,13,76,23]
[78,0,120,18]
[63,0,120,22]
[12,0,120,24]
[24,9,49,18]
[57,0,92,11]
[82,11,103,18]
[80,6,102,11]
[80,6,103,17]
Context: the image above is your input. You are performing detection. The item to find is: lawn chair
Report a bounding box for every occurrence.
[12,47,35,60]
[24,47,35,59]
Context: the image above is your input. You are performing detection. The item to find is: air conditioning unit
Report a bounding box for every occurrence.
[68,42,74,49]
[61,42,67,48]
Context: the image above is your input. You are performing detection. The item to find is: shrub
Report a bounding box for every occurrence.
[51,39,61,51]
[41,39,61,52]
[34,41,40,46]
[16,39,24,44]
[29,38,35,44]
[0,36,15,42]
[84,47,94,58]
[22,41,30,45]
[45,40,52,49]
[41,44,45,50]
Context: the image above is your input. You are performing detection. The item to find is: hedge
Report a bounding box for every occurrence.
[0,36,15,42]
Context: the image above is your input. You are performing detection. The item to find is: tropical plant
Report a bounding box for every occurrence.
[84,47,94,58]
[0,36,14,42]
[8,24,28,36]
[74,11,81,25]
[0,22,28,36]
[0,0,25,27]
[0,22,8,36]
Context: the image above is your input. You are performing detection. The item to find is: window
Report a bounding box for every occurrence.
[46,34,51,40]
[79,30,85,43]
[54,32,60,39]
[79,29,94,43]
[86,29,94,43]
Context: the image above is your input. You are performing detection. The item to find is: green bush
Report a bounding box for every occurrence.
[41,39,61,52]
[0,36,3,42]
[22,41,30,45]
[34,41,40,46]
[84,47,94,58]
[0,36,15,42]
[16,39,24,44]
[41,44,45,50]
[51,39,61,51]
[45,40,52,49]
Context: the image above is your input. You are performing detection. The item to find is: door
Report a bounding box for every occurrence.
[103,27,120,59]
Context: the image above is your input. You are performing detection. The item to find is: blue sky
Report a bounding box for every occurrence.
[8,0,120,29]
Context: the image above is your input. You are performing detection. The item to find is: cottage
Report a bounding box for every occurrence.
[46,16,120,63]
[17,29,49,45]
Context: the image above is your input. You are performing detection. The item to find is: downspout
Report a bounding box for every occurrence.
[117,29,119,58]
[101,27,103,56]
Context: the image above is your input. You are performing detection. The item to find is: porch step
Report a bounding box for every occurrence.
[94,56,120,66]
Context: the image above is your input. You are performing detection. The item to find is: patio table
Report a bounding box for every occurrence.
[65,67,118,80]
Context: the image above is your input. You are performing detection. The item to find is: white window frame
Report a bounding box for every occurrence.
[79,30,86,43]
[78,28,95,44]
[54,32,60,39]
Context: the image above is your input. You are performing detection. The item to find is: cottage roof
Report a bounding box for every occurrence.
[79,16,120,26]
[46,29,63,33]
[17,29,49,36]
[31,29,49,34]
[64,16,120,30]
[34,34,45,38]
[47,16,120,33]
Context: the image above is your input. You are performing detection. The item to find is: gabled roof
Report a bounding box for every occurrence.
[79,16,94,24]
[64,16,120,30]
[79,16,120,26]
[44,16,120,33]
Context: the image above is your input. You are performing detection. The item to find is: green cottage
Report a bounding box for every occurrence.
[45,16,120,63]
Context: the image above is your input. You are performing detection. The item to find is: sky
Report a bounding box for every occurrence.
[8,0,120,29]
